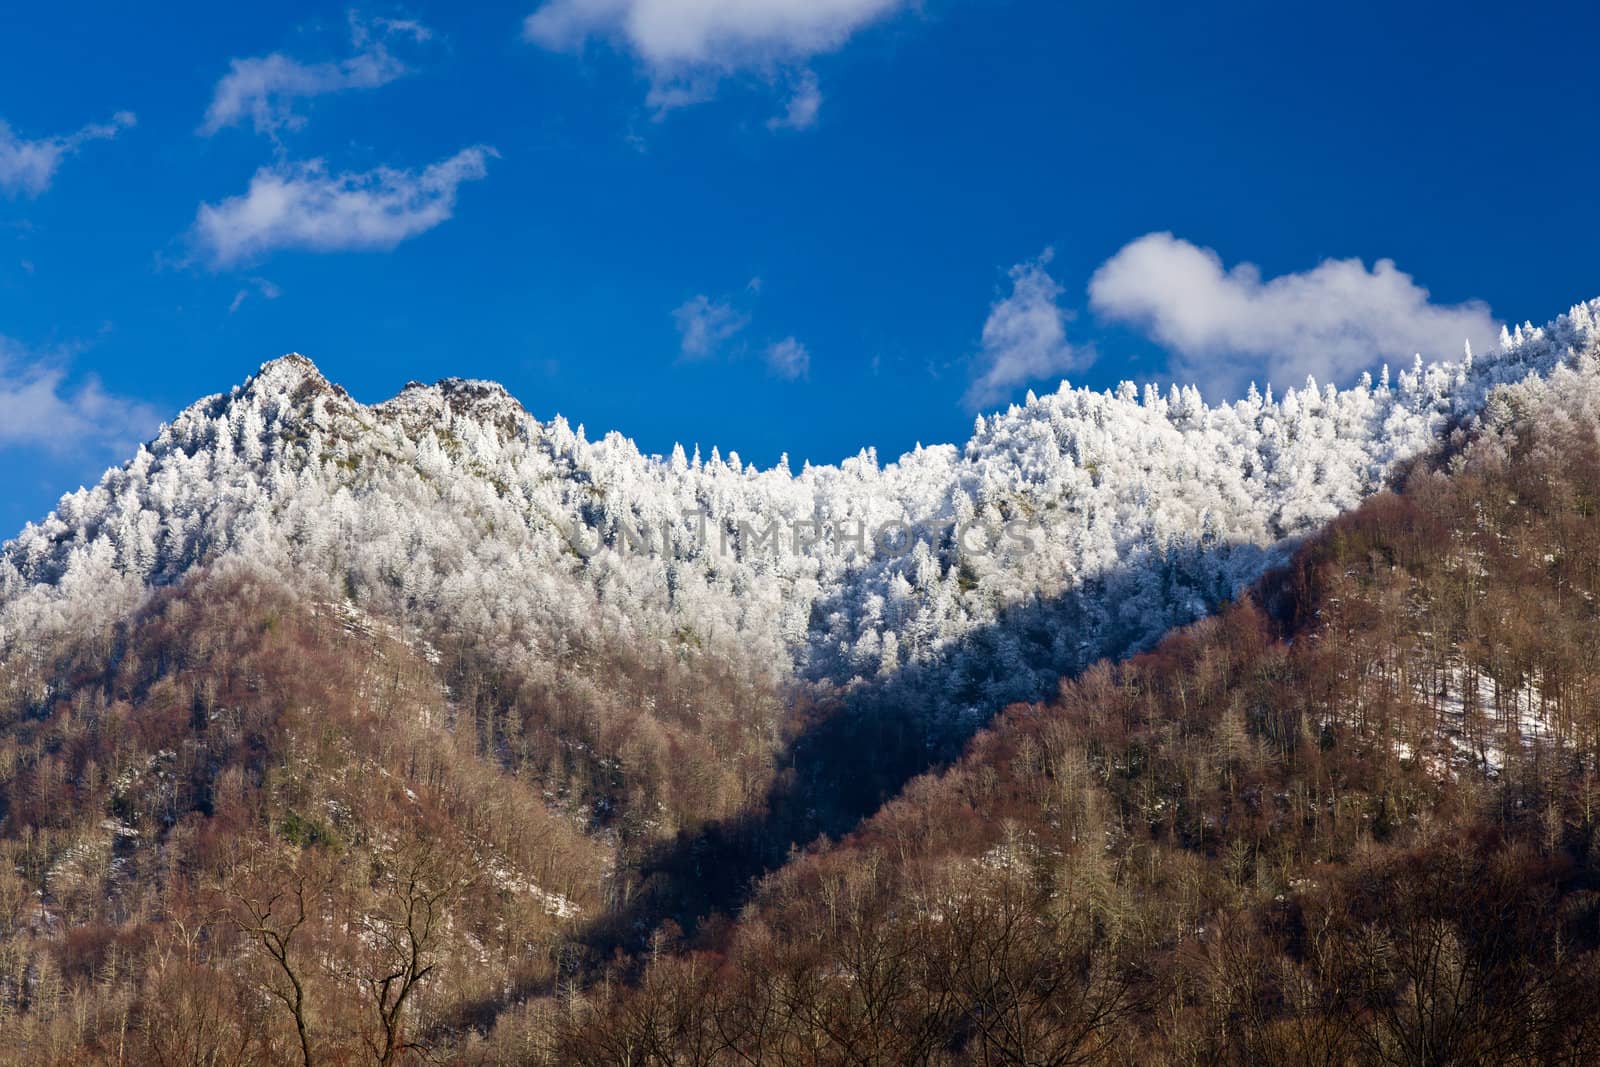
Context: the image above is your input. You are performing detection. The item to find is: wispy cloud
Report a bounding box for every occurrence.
[767,71,823,131]
[0,338,159,455]
[1089,232,1502,392]
[766,336,810,379]
[193,147,495,267]
[524,0,905,124]
[674,294,750,357]
[0,112,136,198]
[228,276,282,313]
[201,14,431,136]
[965,250,1090,410]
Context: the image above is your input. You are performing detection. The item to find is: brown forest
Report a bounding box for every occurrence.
[7,377,1600,1064]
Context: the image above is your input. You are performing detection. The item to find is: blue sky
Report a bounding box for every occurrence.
[2,0,1598,536]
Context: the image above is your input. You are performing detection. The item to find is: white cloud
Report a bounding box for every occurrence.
[766,336,810,379]
[0,112,136,198]
[965,250,1089,410]
[201,15,430,136]
[674,294,749,357]
[524,0,904,121]
[767,71,822,130]
[1089,232,1503,392]
[193,147,495,267]
[0,339,159,454]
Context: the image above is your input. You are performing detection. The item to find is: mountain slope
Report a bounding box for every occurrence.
[552,334,1600,1067]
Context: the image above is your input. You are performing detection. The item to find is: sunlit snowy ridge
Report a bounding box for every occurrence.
[4,300,1598,718]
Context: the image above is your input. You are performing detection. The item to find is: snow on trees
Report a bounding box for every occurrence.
[1,298,1598,724]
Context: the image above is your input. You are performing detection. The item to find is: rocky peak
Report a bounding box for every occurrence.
[375,375,528,436]
[239,354,351,410]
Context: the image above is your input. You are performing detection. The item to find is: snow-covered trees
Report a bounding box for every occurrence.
[3,301,1599,728]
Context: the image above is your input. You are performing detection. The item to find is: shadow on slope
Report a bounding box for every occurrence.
[577,537,1282,964]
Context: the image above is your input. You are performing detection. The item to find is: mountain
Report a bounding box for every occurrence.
[0,300,1598,1063]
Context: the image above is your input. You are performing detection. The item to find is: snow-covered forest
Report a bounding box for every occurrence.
[5,301,1598,724]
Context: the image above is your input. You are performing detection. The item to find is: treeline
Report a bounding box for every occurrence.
[544,379,1600,1063]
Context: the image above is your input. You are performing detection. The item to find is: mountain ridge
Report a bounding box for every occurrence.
[5,299,1599,723]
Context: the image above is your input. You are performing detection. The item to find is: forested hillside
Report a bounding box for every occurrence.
[554,357,1600,1065]
[1,301,1599,1061]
